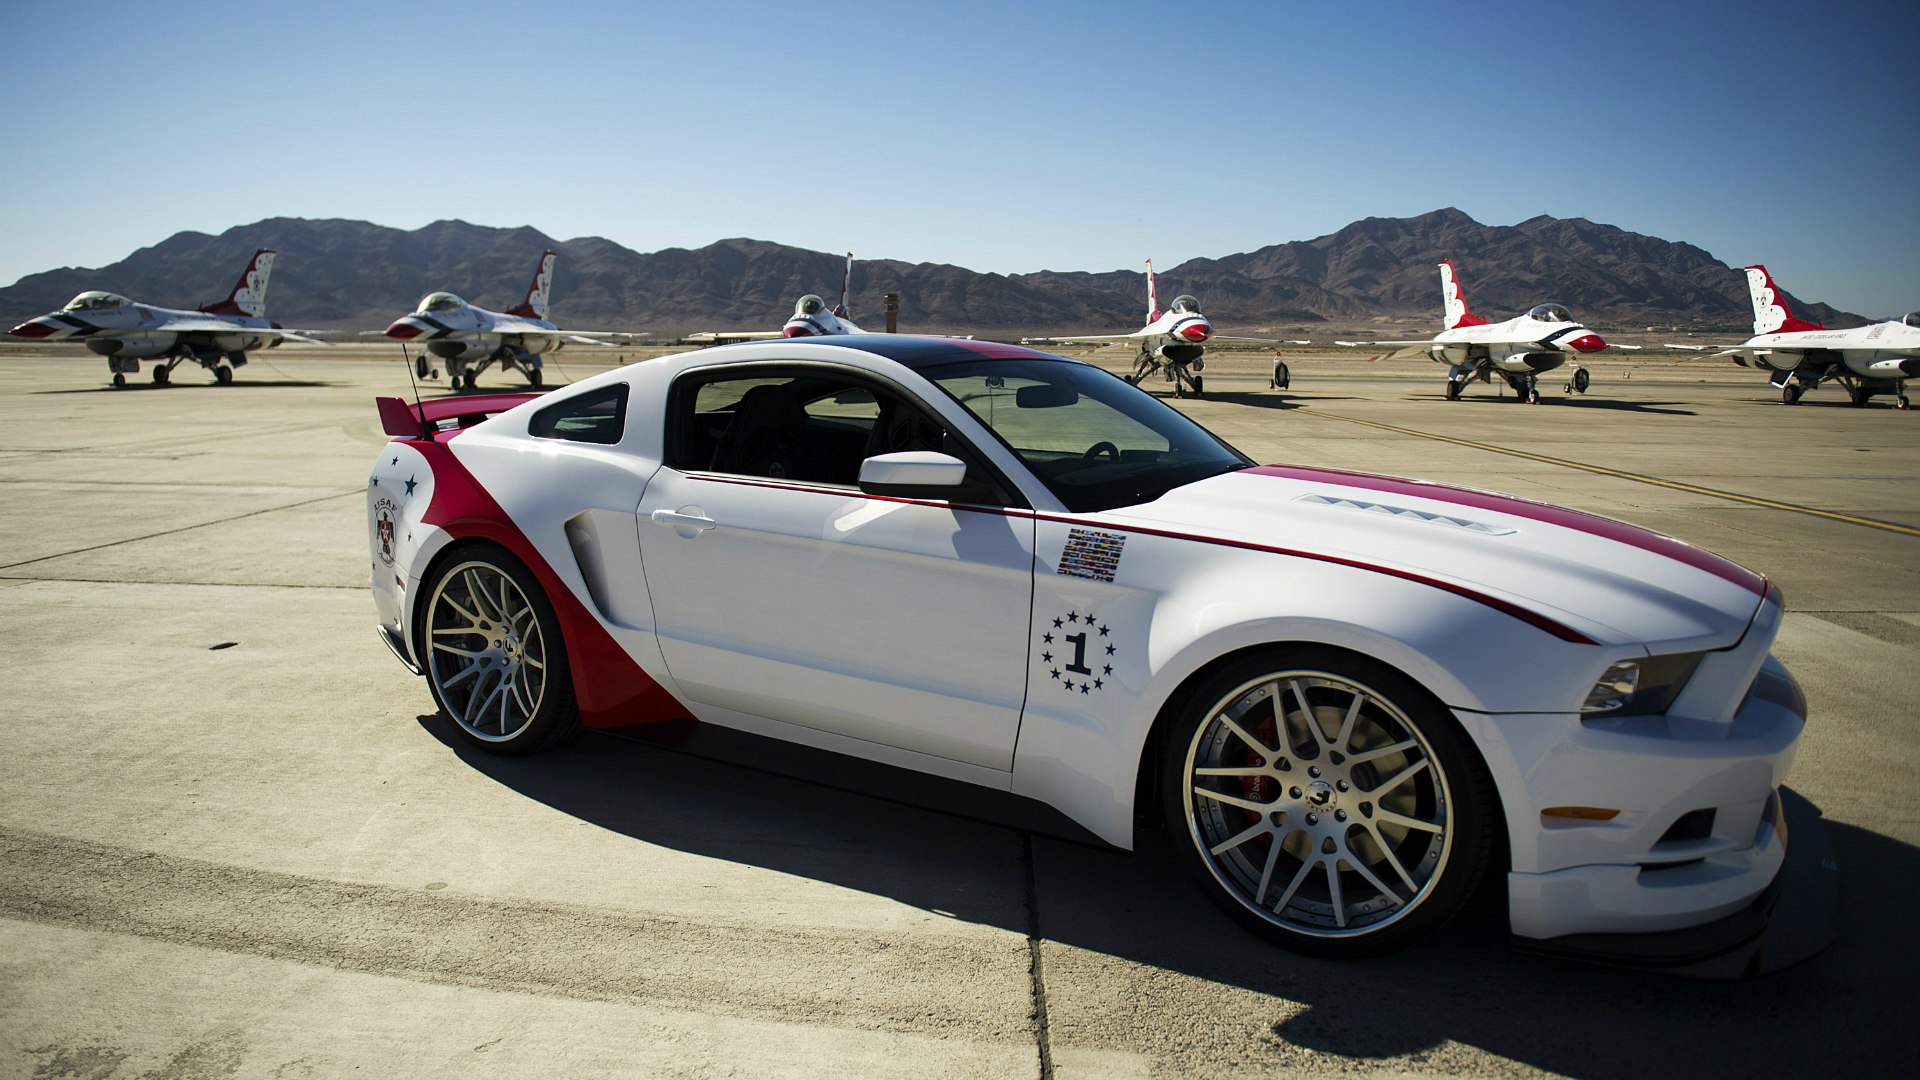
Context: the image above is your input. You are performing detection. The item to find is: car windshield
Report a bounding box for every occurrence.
[925,357,1250,512]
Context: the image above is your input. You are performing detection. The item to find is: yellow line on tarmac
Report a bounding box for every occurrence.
[1303,411,1920,538]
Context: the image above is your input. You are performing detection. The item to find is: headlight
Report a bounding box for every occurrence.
[1581,653,1704,717]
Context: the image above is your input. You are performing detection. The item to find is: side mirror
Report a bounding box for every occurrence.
[857,451,969,498]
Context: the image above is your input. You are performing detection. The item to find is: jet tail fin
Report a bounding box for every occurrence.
[1440,260,1487,329]
[1145,258,1160,323]
[504,251,556,321]
[201,249,275,318]
[1744,265,1825,335]
[833,253,853,318]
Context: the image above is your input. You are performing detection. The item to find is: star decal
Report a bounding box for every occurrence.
[404,475,418,496]
[1035,607,1122,699]
[390,456,399,466]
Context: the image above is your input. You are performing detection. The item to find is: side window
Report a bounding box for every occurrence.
[664,366,1023,506]
[529,383,628,445]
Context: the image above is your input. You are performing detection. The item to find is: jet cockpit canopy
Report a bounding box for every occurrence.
[1526,303,1574,323]
[1904,312,1920,329]
[1170,294,1202,314]
[419,292,467,313]
[63,291,131,313]
[795,294,826,316]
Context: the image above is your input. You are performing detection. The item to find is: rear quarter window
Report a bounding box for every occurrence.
[529,383,629,445]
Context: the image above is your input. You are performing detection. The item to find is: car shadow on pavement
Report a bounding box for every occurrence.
[419,714,1912,1078]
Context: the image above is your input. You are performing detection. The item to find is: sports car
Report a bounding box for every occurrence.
[367,335,1826,966]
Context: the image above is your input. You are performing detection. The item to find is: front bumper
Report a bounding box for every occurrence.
[1513,787,1838,977]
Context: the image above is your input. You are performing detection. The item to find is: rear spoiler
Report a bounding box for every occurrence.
[376,393,541,438]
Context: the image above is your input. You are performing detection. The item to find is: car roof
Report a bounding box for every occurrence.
[698,334,1067,372]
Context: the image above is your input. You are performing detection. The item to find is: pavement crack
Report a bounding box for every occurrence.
[0,490,363,571]
[1022,832,1056,1080]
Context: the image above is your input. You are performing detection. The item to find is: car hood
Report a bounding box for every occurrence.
[1103,464,1769,649]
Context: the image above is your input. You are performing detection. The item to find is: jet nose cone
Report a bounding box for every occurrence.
[782,325,816,338]
[385,320,424,341]
[1567,333,1607,354]
[9,318,59,339]
[1179,322,1212,343]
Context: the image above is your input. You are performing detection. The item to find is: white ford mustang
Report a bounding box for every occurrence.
[367,336,1823,966]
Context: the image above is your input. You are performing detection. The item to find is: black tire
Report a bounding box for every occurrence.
[1192,375,1204,398]
[415,354,431,379]
[1783,383,1803,405]
[1849,386,1870,407]
[215,365,233,386]
[1271,361,1290,390]
[1160,646,1495,958]
[112,372,126,389]
[419,547,579,755]
[529,367,543,389]
[1572,368,1590,394]
[152,365,170,385]
[1445,379,1462,401]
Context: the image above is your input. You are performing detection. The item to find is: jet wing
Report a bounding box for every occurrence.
[1335,339,1437,348]
[1213,335,1313,345]
[686,331,784,343]
[1023,331,1155,345]
[147,318,331,343]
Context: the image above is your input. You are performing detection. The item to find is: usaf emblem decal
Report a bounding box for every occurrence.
[374,497,398,567]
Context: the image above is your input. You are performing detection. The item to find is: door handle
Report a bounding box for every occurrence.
[650,509,717,532]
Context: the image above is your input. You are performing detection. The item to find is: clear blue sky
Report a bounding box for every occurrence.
[2,0,1913,316]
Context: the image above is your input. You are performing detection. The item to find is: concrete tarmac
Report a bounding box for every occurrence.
[1,345,1915,1078]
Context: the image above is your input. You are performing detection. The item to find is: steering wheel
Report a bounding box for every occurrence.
[1083,441,1120,461]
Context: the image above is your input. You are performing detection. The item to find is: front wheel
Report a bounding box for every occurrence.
[1161,647,1494,958]
[421,548,579,754]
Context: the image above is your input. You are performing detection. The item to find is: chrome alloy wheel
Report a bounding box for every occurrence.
[425,559,551,742]
[1182,668,1455,940]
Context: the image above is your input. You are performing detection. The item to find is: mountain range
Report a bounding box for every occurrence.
[0,209,1860,338]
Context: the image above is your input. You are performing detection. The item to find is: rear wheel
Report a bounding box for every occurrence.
[529,367,544,389]
[215,365,233,386]
[421,548,578,754]
[151,365,170,385]
[1783,383,1803,405]
[1161,647,1494,958]
[1271,361,1290,390]
[1444,379,1462,401]
[112,372,126,389]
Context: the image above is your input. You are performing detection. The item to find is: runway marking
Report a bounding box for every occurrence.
[1300,411,1920,538]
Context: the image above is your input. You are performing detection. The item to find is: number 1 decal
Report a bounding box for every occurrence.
[1036,609,1119,696]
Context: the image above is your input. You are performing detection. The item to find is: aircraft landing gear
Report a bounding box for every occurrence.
[1849,385,1872,407]
[415,354,431,380]
[1445,378,1462,401]
[1566,366,1590,395]
[215,365,234,386]
[1270,359,1290,390]
[1782,383,1804,405]
[528,367,543,389]
[112,372,126,389]
[151,365,170,386]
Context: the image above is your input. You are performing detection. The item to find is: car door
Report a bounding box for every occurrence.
[635,364,1036,772]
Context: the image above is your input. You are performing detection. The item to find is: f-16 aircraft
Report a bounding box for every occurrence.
[384,251,633,391]
[1028,260,1307,399]
[1337,261,1616,403]
[7,248,323,388]
[686,253,863,344]
[1665,265,1918,409]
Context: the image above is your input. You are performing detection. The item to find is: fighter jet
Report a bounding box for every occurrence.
[687,253,863,344]
[1028,260,1307,399]
[383,251,634,391]
[7,248,323,388]
[1664,265,1917,409]
[1336,261,1618,403]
